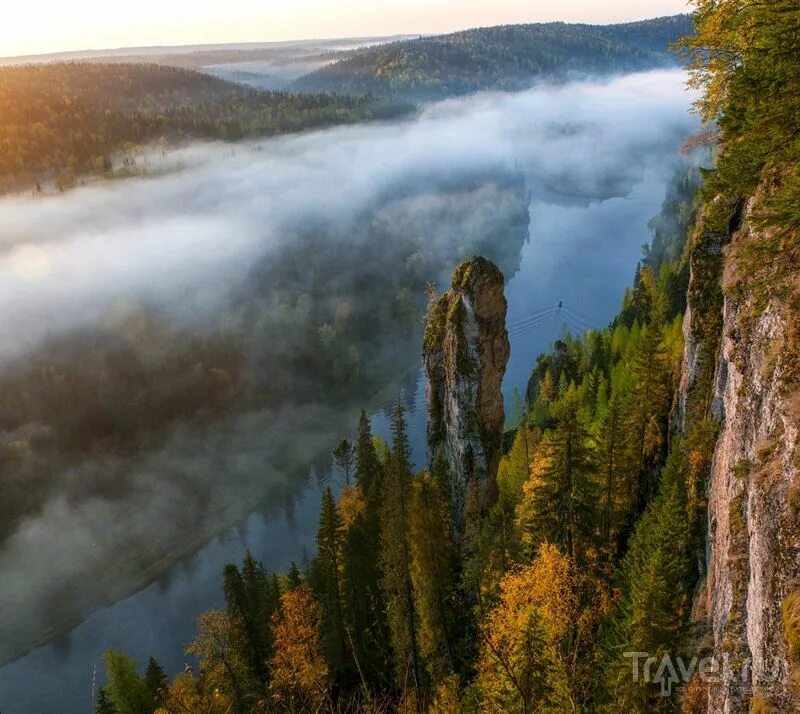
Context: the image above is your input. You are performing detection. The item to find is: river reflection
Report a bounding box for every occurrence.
[0,70,695,712]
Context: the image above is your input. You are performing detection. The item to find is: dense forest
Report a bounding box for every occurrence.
[0,166,530,665]
[293,15,692,100]
[679,0,800,277]
[0,63,410,194]
[87,148,705,714]
[0,16,692,194]
[86,1,800,709]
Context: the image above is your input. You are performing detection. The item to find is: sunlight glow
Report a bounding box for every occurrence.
[2,0,690,58]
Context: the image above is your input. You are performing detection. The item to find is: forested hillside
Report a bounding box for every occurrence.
[0,17,691,194]
[86,2,800,711]
[0,63,410,194]
[88,162,705,713]
[293,15,692,100]
[0,166,531,668]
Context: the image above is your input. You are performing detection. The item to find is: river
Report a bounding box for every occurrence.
[0,70,695,712]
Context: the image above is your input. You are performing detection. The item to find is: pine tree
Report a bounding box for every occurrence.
[518,391,597,562]
[95,688,117,714]
[332,439,355,486]
[144,656,167,710]
[408,471,460,682]
[222,552,280,690]
[380,403,422,705]
[312,487,349,682]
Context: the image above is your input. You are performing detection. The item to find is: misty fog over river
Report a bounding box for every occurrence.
[0,70,696,712]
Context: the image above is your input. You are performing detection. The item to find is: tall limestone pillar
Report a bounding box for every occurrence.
[423,257,510,539]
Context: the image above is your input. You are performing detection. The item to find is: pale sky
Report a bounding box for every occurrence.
[1,0,690,59]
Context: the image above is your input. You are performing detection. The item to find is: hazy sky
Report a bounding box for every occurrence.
[3,0,689,58]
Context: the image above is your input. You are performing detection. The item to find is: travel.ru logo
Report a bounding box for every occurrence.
[624,651,756,696]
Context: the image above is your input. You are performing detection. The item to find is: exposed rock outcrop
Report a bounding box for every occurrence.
[680,193,800,712]
[423,257,510,537]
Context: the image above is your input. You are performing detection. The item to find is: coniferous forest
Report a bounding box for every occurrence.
[87,2,800,709]
[0,16,687,196]
[0,63,412,194]
[2,1,800,712]
[90,155,704,712]
[293,16,692,100]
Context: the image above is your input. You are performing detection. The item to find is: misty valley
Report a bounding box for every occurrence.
[3,7,798,713]
[0,64,695,709]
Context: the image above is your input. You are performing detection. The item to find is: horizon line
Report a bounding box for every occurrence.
[0,12,688,65]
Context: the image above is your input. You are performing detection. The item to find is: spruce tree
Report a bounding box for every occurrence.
[286,561,304,589]
[355,409,382,497]
[144,657,167,710]
[313,487,349,683]
[627,323,670,512]
[606,448,693,709]
[519,389,597,562]
[102,650,150,714]
[341,411,391,686]
[379,403,422,704]
[597,394,632,558]
[222,551,280,689]
[95,688,117,714]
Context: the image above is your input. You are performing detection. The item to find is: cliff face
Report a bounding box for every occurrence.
[680,193,800,712]
[423,257,510,536]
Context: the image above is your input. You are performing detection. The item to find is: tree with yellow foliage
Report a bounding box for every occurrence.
[186,611,251,714]
[477,543,578,713]
[269,586,330,712]
[678,0,800,262]
[337,484,365,531]
[154,672,235,714]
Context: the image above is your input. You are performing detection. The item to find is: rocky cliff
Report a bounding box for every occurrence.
[423,257,510,537]
[680,191,800,712]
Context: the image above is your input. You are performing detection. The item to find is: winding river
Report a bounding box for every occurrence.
[0,70,695,712]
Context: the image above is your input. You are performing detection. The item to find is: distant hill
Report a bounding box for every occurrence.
[292,15,693,100]
[0,37,414,92]
[0,36,413,68]
[0,62,411,194]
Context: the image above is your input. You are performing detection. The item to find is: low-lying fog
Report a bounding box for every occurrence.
[0,70,691,357]
[0,69,697,711]
[202,37,407,89]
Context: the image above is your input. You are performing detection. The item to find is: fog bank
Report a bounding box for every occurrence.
[0,69,697,672]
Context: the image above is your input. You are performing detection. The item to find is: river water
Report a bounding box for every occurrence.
[0,70,695,712]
